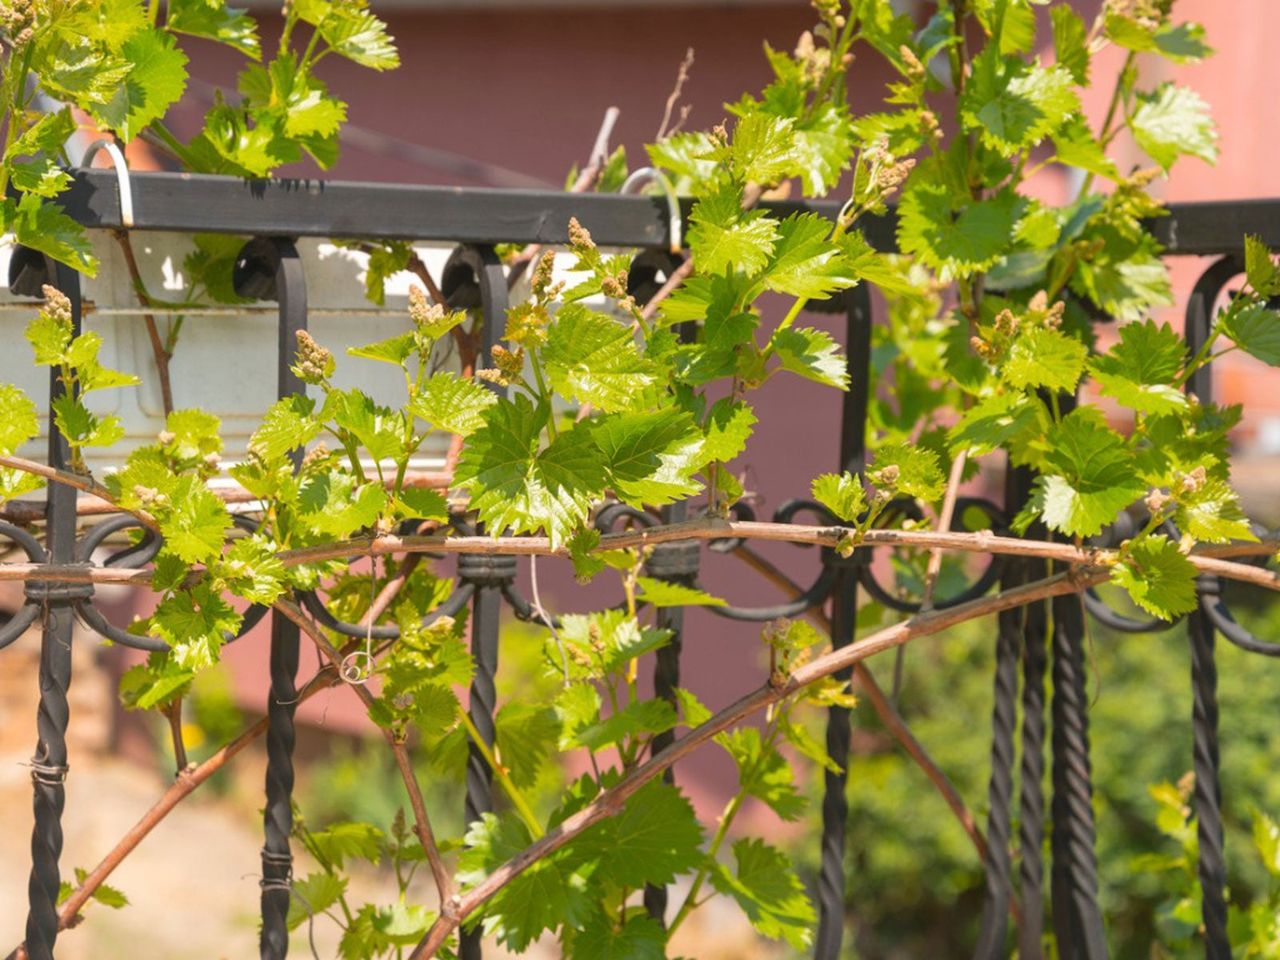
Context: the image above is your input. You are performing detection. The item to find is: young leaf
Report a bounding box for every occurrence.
[1218,302,1280,367]
[1131,83,1218,171]
[0,384,39,454]
[811,471,865,524]
[1111,534,1198,619]
[590,410,703,506]
[756,212,859,300]
[287,872,347,931]
[959,60,1079,156]
[948,392,1044,457]
[770,326,849,389]
[543,305,659,413]
[701,399,757,463]
[687,185,780,276]
[91,29,189,142]
[1051,5,1090,85]
[710,838,816,950]
[410,372,497,437]
[1029,411,1145,537]
[578,780,703,887]
[1002,326,1087,394]
[897,185,1023,278]
[871,442,946,500]
[569,698,677,751]
[160,476,232,564]
[635,576,725,608]
[570,912,666,960]
[1089,319,1188,414]
[719,726,806,821]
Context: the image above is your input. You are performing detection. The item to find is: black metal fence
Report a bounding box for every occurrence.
[3,168,1278,960]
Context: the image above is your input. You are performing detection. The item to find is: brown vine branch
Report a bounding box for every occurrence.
[655,48,695,140]
[1,523,1277,595]
[0,454,160,533]
[113,230,175,416]
[895,447,970,701]
[274,599,456,911]
[732,544,990,866]
[410,567,1103,957]
[506,106,622,290]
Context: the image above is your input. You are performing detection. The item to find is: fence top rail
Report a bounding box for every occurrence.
[31,168,1280,256]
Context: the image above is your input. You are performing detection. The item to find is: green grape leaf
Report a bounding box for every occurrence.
[91,29,188,142]
[318,6,399,70]
[166,0,261,57]
[1051,5,1090,84]
[721,112,797,185]
[311,821,385,868]
[571,912,666,960]
[590,410,703,506]
[4,194,96,275]
[118,652,194,710]
[458,813,578,952]
[0,385,39,454]
[710,838,816,950]
[495,702,560,790]
[392,487,448,522]
[1089,319,1187,414]
[756,212,859,300]
[646,131,720,191]
[1175,478,1256,544]
[349,331,416,366]
[543,305,659,413]
[569,698,677,751]
[1029,410,1144,537]
[719,726,806,821]
[323,388,402,462]
[770,326,849,389]
[1052,116,1121,181]
[9,157,72,199]
[636,576,725,608]
[811,472,865,523]
[1131,83,1218,172]
[249,395,320,461]
[948,392,1045,456]
[1071,237,1173,323]
[51,396,125,450]
[555,683,602,748]
[960,59,1079,156]
[410,372,497,437]
[287,872,347,931]
[897,185,1023,278]
[455,396,606,547]
[687,186,780,276]
[298,473,387,538]
[160,476,231,564]
[872,442,946,500]
[148,583,240,669]
[223,534,288,605]
[1244,236,1280,297]
[702,398,757,464]
[1003,326,1088,394]
[1218,302,1280,366]
[579,779,703,887]
[1111,534,1198,619]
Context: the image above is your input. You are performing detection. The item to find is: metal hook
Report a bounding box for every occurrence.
[80,139,135,229]
[620,166,682,255]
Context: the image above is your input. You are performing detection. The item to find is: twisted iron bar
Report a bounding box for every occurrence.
[970,461,1027,958]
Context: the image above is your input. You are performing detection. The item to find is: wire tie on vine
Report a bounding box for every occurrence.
[620,166,683,254]
[80,139,135,229]
[340,554,380,685]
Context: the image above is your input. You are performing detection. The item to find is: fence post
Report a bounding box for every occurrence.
[234,237,308,960]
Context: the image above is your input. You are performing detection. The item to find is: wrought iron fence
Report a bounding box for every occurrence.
[3,167,1279,960]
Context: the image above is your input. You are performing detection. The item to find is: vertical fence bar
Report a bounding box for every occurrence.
[1017,491,1050,960]
[240,238,308,960]
[971,461,1026,958]
[814,284,871,960]
[1183,257,1238,960]
[642,497,695,923]
[1049,588,1108,960]
[445,245,510,960]
[23,257,82,960]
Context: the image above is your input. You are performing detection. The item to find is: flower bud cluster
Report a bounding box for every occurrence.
[293,330,334,384]
[42,284,73,327]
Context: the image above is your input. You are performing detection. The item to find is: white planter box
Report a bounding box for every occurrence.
[0,233,462,473]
